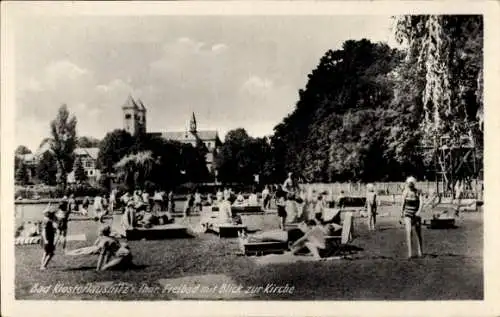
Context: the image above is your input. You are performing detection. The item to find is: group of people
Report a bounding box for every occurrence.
[40,207,132,271]
[241,173,425,260]
[37,173,427,270]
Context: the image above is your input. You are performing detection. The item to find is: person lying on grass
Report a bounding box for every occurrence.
[239,219,341,259]
[65,225,132,270]
[95,225,133,271]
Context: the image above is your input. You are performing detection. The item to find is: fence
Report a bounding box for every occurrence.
[301,181,483,200]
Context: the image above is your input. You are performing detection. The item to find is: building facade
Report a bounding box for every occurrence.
[67,147,101,184]
[122,96,222,174]
[17,147,101,185]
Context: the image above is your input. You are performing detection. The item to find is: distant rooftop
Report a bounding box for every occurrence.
[74,147,99,160]
[155,130,219,141]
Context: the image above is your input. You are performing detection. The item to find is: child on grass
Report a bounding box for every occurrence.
[40,208,57,270]
[55,197,71,251]
[275,187,287,230]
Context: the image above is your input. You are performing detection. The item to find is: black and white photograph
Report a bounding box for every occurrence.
[2,1,498,315]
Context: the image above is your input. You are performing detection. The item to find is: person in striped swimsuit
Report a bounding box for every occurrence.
[401,176,423,258]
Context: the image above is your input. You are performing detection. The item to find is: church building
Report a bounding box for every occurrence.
[121,96,222,174]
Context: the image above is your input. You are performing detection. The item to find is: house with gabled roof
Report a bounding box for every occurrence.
[67,147,101,184]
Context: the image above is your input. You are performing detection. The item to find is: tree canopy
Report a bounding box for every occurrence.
[36,151,58,186]
[262,17,483,184]
[215,128,273,184]
[77,136,101,148]
[394,15,483,143]
[15,145,32,156]
[270,39,403,182]
[50,104,78,187]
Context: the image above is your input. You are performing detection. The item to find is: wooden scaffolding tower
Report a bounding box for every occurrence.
[421,131,479,199]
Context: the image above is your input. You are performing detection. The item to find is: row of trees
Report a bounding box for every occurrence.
[97,130,210,191]
[213,15,483,184]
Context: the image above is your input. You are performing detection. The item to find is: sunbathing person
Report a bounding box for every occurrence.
[138,210,156,228]
[248,191,259,206]
[216,189,224,204]
[240,217,342,258]
[95,226,133,271]
[80,196,90,216]
[121,201,137,232]
[288,220,327,259]
[234,192,246,206]
[218,198,242,224]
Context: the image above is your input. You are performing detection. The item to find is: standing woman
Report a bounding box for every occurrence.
[401,176,423,258]
[366,184,378,231]
[167,191,175,214]
[108,189,117,215]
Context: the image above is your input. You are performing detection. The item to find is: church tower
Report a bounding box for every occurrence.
[136,99,147,135]
[122,95,146,136]
[189,112,197,134]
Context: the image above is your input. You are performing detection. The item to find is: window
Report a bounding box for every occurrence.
[206,142,212,150]
[85,161,92,168]
[125,114,131,119]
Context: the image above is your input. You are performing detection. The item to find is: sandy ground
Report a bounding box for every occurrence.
[14,205,482,300]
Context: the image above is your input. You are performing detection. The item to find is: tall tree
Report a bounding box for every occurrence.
[36,151,58,185]
[73,157,87,183]
[272,39,401,182]
[15,160,30,185]
[15,145,32,155]
[216,128,269,184]
[394,15,484,181]
[46,104,78,188]
[394,15,483,143]
[179,143,210,184]
[97,129,134,173]
[114,151,156,190]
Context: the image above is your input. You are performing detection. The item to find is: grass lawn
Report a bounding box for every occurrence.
[15,205,483,300]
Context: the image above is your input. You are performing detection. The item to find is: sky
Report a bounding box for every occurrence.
[14,15,398,152]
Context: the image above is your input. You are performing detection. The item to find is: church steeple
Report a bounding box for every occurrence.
[122,95,146,136]
[189,112,197,134]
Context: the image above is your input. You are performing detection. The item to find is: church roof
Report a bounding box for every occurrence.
[157,130,219,142]
[197,130,218,140]
[137,99,147,111]
[122,95,139,110]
